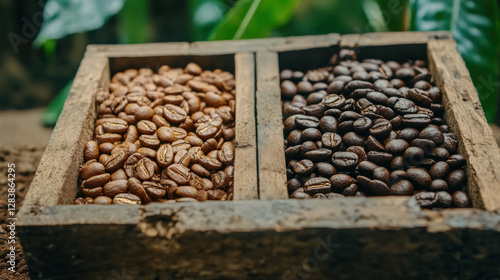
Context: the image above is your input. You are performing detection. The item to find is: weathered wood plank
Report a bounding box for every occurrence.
[340,31,451,48]
[18,198,500,279]
[87,42,190,57]
[190,33,340,54]
[233,53,259,200]
[22,50,108,206]
[428,40,500,211]
[256,51,288,200]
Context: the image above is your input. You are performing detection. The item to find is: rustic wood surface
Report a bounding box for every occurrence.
[18,198,500,279]
[428,40,500,211]
[256,51,288,200]
[22,50,108,207]
[340,31,451,48]
[233,53,258,200]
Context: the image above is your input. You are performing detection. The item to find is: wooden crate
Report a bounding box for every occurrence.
[18,32,500,280]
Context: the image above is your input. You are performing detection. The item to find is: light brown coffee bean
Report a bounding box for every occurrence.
[103,180,128,198]
[167,164,192,185]
[113,193,141,204]
[84,140,100,161]
[137,120,157,134]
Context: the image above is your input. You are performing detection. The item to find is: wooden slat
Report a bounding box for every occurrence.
[190,33,340,54]
[256,51,288,200]
[340,31,451,48]
[22,50,108,206]
[428,40,500,211]
[86,42,190,57]
[233,53,259,200]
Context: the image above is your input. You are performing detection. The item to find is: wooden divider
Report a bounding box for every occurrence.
[428,40,500,211]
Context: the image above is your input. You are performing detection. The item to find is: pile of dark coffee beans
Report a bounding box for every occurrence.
[281,49,471,208]
[74,63,236,205]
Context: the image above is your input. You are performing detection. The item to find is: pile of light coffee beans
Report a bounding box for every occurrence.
[74,63,236,205]
[282,49,471,209]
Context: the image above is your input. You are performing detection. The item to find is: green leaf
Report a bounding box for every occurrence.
[209,0,302,40]
[189,0,228,41]
[42,79,73,127]
[410,0,499,122]
[372,0,409,31]
[117,0,151,44]
[277,0,373,36]
[34,0,125,46]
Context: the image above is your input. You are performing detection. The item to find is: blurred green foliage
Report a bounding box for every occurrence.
[410,0,500,122]
[33,0,499,124]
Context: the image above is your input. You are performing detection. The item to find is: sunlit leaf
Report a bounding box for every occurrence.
[34,0,125,46]
[410,0,500,122]
[209,0,302,40]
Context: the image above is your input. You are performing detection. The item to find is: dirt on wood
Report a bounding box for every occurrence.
[0,145,45,280]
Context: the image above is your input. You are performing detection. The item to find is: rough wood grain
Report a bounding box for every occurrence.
[340,31,451,48]
[18,198,500,279]
[190,33,340,54]
[428,40,500,211]
[234,53,258,200]
[86,42,190,57]
[22,50,108,206]
[256,52,288,200]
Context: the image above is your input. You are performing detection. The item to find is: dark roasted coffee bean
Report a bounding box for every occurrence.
[366,151,393,166]
[321,132,342,151]
[319,116,338,133]
[342,132,365,146]
[305,149,332,162]
[403,147,425,165]
[307,91,327,104]
[407,89,432,106]
[366,136,385,152]
[342,184,358,196]
[331,152,359,170]
[330,174,355,192]
[430,179,448,192]
[419,125,444,144]
[429,161,449,180]
[322,94,346,109]
[402,114,431,129]
[436,191,453,207]
[295,115,320,129]
[297,81,313,94]
[290,189,311,199]
[293,159,315,176]
[372,166,390,183]
[316,162,337,177]
[397,128,419,142]
[353,117,373,134]
[287,130,302,146]
[369,120,392,139]
[287,179,303,194]
[304,177,332,195]
[368,180,391,195]
[358,161,378,174]
[300,141,317,156]
[346,146,367,162]
[385,139,409,154]
[447,169,466,189]
[394,99,418,115]
[429,147,449,161]
[452,191,471,207]
[406,167,432,189]
[281,80,297,98]
[446,154,466,169]
[285,145,301,160]
[339,111,362,122]
[301,128,322,142]
[414,191,439,208]
[410,139,435,156]
[391,180,413,195]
